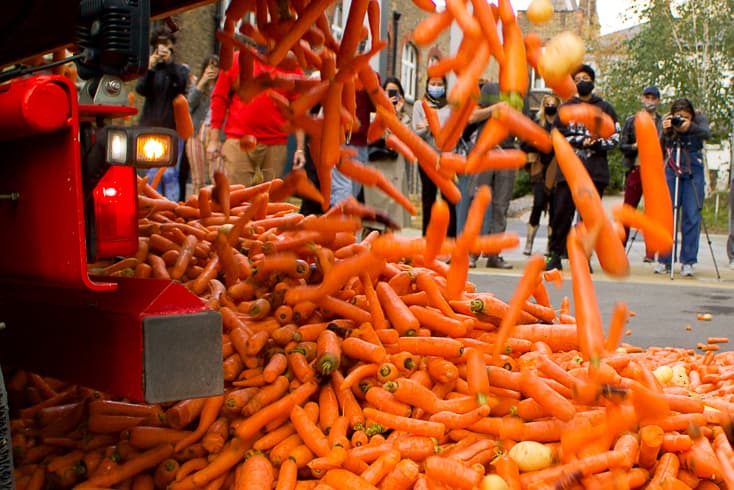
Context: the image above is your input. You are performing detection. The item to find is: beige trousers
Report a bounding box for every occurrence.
[221,139,287,186]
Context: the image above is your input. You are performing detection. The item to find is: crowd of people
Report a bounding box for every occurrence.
[136,25,714,277]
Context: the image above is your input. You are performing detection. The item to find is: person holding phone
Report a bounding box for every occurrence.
[654,98,711,276]
[186,54,220,193]
[136,26,189,202]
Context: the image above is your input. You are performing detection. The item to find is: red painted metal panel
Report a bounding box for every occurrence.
[0,278,212,401]
[0,77,70,140]
[0,75,114,292]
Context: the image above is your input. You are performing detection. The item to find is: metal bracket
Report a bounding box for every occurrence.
[79,74,128,105]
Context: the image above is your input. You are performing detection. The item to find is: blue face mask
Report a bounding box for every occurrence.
[427,86,445,99]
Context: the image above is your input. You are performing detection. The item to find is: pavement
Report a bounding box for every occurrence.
[401,192,734,286]
[398,193,734,352]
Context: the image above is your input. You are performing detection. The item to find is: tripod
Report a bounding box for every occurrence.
[667,137,721,280]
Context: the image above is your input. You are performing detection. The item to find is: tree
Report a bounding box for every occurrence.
[603,0,734,141]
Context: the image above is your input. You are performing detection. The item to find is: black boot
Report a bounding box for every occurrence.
[545,253,562,271]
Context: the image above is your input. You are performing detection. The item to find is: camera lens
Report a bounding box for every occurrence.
[671,115,684,127]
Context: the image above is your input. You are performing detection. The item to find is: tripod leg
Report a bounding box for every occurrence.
[625,228,638,256]
[670,174,680,280]
[686,171,721,280]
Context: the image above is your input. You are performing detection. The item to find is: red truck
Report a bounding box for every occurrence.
[0,1,221,486]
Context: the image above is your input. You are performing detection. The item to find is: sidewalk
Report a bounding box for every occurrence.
[400,193,734,286]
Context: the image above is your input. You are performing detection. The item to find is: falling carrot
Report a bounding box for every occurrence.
[172,94,194,140]
[635,110,674,255]
[558,103,616,139]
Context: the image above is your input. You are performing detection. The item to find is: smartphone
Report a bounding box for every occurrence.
[387,89,399,98]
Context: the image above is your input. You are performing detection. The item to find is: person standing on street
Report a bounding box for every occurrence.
[186,54,220,193]
[413,75,457,237]
[546,64,620,271]
[654,98,711,277]
[520,93,561,256]
[207,48,306,186]
[620,85,663,262]
[137,26,189,202]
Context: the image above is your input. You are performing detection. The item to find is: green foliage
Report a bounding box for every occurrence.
[604,0,734,142]
[513,167,532,198]
[702,191,730,234]
[607,151,626,193]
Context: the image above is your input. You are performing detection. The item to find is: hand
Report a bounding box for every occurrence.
[197,65,219,90]
[662,114,673,131]
[203,64,219,82]
[582,137,596,148]
[395,96,404,114]
[206,139,222,162]
[148,53,160,69]
[293,149,306,170]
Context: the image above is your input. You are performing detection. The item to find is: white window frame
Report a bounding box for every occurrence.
[530,67,547,91]
[401,43,418,102]
[331,3,344,41]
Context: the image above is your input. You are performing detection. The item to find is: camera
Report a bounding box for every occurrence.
[387,88,400,104]
[671,115,685,127]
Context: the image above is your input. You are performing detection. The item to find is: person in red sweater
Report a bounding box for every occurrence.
[206,50,305,185]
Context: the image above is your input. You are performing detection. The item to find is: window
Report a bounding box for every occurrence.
[401,43,418,102]
[331,3,344,41]
[530,68,547,91]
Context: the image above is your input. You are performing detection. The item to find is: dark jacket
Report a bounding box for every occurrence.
[662,113,711,171]
[620,112,663,170]
[520,118,555,165]
[553,94,620,185]
[136,61,189,129]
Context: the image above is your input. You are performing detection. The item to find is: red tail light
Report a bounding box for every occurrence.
[93,165,138,258]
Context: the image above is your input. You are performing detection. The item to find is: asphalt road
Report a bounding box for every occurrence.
[403,193,734,353]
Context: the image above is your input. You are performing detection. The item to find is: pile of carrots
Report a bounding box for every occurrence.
[6,0,734,489]
[5,170,734,489]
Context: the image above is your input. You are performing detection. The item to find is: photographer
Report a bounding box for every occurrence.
[136,26,189,201]
[654,98,711,276]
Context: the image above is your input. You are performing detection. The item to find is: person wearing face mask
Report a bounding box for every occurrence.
[546,64,620,271]
[519,93,561,256]
[413,75,457,237]
[619,86,663,261]
[654,98,711,277]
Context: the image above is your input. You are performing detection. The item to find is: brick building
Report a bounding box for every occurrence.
[166,0,601,108]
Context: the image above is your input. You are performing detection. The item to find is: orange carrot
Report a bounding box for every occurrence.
[604,301,629,352]
[413,10,453,46]
[424,455,482,489]
[558,103,616,139]
[173,94,194,140]
[492,102,551,153]
[362,407,446,438]
[82,443,174,488]
[566,226,606,371]
[635,110,674,255]
[491,255,546,361]
[424,198,450,264]
[376,281,419,337]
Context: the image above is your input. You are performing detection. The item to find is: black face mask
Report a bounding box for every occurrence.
[576,80,594,97]
[544,106,557,116]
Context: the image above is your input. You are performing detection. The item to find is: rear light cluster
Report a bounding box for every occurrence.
[91,126,178,259]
